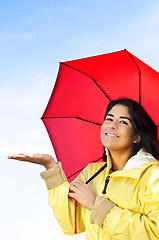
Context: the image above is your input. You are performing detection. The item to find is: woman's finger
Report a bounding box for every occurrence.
[8,154,32,160]
[71,180,84,188]
[68,191,76,200]
[69,184,78,192]
[73,179,84,184]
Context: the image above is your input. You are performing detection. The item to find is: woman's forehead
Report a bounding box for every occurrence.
[108,104,131,117]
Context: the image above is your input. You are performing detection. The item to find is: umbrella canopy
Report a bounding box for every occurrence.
[42,49,159,182]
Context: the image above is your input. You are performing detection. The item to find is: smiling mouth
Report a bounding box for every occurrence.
[105,133,119,138]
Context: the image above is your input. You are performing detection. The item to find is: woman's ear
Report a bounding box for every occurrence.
[134,135,141,144]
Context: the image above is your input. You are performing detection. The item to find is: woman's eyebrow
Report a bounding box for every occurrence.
[107,113,114,117]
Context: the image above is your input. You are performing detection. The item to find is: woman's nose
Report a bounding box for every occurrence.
[108,120,117,129]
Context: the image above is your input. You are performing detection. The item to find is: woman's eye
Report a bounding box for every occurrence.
[120,120,128,125]
[105,118,113,121]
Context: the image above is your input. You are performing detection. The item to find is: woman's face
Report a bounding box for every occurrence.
[101,104,137,153]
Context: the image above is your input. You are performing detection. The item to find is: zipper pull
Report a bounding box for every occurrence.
[102,176,110,194]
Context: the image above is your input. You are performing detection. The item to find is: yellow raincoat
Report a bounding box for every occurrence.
[42,149,159,240]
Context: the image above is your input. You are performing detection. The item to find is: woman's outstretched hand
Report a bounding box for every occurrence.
[69,179,96,211]
[8,154,57,170]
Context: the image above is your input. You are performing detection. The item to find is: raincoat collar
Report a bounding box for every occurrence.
[123,148,156,170]
[106,148,158,179]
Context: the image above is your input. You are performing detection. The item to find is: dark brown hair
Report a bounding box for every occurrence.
[104,98,159,159]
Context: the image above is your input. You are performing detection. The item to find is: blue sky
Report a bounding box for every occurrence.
[1,1,159,239]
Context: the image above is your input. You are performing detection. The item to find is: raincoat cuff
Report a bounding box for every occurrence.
[90,195,115,228]
[40,163,67,190]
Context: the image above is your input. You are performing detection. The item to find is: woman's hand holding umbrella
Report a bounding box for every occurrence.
[69,179,96,211]
[8,154,57,170]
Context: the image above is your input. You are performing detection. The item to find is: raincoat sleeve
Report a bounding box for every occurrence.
[40,163,86,236]
[90,195,115,228]
[101,166,159,239]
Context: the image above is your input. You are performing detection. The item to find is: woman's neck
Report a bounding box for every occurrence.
[109,149,134,171]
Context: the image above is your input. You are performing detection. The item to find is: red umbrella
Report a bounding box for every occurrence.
[42,49,159,182]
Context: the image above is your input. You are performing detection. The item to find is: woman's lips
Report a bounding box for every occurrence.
[105,132,119,138]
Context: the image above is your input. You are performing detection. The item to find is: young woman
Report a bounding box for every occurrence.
[8,98,159,240]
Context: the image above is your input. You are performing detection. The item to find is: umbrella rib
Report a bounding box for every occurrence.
[41,116,102,126]
[61,62,112,101]
[76,117,102,125]
[67,156,103,180]
[125,49,141,104]
[93,79,111,101]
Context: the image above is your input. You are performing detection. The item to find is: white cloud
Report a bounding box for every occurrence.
[0,70,56,160]
[0,33,36,47]
[0,32,35,40]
